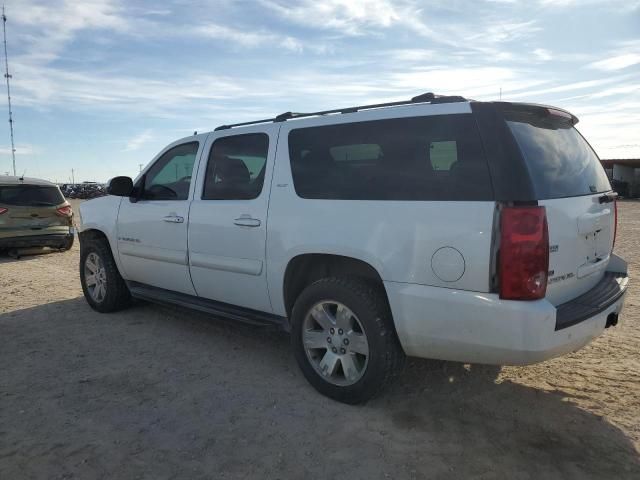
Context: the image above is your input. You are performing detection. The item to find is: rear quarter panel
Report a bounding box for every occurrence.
[266,104,496,317]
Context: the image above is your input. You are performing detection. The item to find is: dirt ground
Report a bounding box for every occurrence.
[1,199,638,479]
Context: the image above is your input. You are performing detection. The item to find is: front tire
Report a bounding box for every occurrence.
[291,277,405,404]
[80,238,131,313]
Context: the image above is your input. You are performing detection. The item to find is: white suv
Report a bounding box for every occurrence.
[78,93,629,404]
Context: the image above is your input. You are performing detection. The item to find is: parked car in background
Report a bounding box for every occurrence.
[60,182,107,199]
[0,176,74,251]
[77,93,628,404]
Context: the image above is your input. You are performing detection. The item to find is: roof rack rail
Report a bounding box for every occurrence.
[214,92,467,131]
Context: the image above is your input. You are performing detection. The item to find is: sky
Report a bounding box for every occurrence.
[0,0,639,182]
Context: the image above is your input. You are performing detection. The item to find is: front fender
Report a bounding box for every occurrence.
[78,196,126,275]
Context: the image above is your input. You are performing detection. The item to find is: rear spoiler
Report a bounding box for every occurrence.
[490,101,579,126]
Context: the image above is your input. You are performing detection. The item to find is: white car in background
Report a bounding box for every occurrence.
[77,93,629,404]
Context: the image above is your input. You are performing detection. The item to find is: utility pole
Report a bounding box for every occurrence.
[2,6,15,176]
[71,168,75,184]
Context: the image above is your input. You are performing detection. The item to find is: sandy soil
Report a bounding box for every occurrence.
[1,199,638,479]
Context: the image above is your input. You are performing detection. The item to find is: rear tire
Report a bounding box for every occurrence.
[80,237,131,313]
[60,234,74,251]
[291,277,405,404]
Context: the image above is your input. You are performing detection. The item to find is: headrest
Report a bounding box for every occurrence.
[217,156,250,183]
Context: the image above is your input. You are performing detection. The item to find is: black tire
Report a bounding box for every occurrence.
[60,234,74,251]
[291,277,405,404]
[80,237,131,313]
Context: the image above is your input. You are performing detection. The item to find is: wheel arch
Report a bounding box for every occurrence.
[282,253,389,319]
[78,227,126,278]
[79,228,113,254]
[79,228,108,243]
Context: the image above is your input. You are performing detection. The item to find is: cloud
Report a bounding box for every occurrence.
[124,130,154,151]
[11,58,251,115]
[0,144,39,155]
[259,0,548,60]
[533,48,553,61]
[576,113,640,158]
[464,20,541,44]
[505,75,632,99]
[259,0,407,35]
[538,0,640,7]
[589,53,640,71]
[9,0,128,64]
[193,23,303,52]
[259,0,465,49]
[384,49,436,62]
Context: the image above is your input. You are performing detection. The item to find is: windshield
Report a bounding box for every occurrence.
[0,185,65,206]
[505,110,611,199]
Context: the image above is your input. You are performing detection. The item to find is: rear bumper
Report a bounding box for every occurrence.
[385,255,629,365]
[0,233,73,249]
[555,271,628,330]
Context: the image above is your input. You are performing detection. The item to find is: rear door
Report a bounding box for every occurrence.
[503,107,615,305]
[187,125,277,312]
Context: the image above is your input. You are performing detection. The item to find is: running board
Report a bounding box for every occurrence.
[127,282,289,331]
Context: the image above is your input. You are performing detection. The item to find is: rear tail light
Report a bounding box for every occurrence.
[0,207,7,215]
[499,206,549,300]
[612,199,618,250]
[56,205,73,217]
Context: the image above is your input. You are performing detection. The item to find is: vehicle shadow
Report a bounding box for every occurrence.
[373,358,640,478]
[0,247,66,263]
[1,297,638,479]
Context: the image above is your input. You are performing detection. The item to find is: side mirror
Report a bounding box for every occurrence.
[107,176,134,197]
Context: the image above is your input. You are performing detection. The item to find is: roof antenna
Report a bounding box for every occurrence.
[2,6,16,176]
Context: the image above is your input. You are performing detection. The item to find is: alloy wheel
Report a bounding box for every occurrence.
[302,301,370,386]
[84,252,107,303]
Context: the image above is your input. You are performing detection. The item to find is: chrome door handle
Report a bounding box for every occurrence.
[234,217,261,227]
[163,215,184,223]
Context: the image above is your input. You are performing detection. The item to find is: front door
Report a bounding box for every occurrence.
[117,138,206,295]
[188,126,278,312]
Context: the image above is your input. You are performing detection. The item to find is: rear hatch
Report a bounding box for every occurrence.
[0,184,71,238]
[504,106,615,305]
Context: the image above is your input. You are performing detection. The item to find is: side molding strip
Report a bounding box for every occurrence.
[118,243,187,265]
[190,252,263,276]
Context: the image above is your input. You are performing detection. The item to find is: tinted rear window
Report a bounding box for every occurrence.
[0,185,65,206]
[288,114,493,201]
[505,111,610,199]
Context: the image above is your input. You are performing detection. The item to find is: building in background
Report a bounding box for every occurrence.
[601,159,640,198]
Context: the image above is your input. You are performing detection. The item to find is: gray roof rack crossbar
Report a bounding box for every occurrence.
[214,92,466,131]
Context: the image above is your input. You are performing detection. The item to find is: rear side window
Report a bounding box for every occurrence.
[505,110,611,198]
[0,185,64,206]
[288,114,493,201]
[202,133,269,200]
